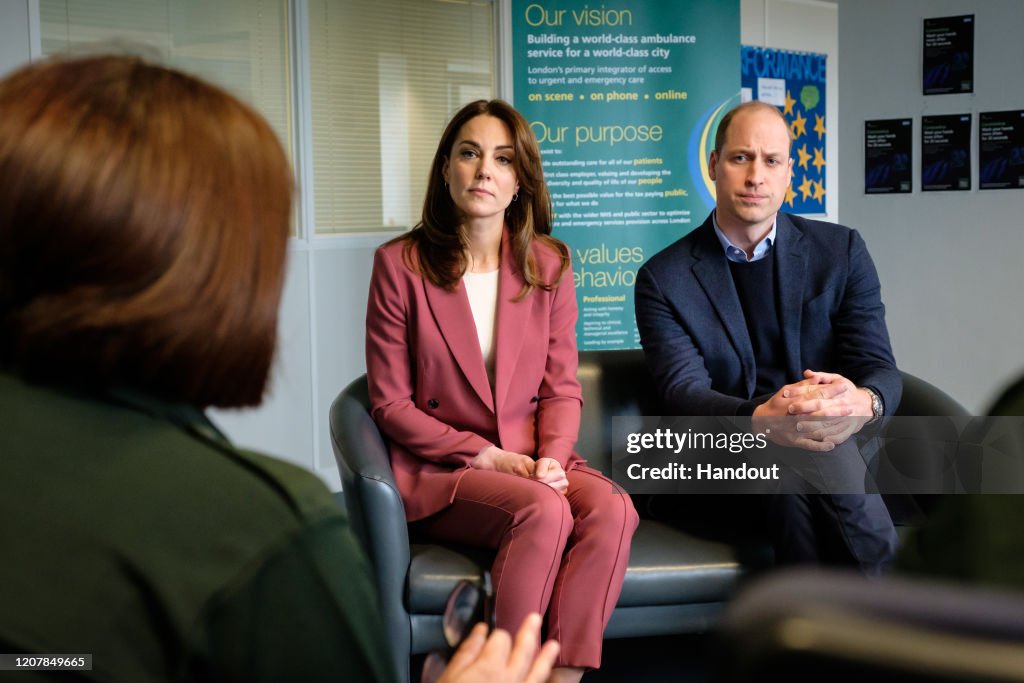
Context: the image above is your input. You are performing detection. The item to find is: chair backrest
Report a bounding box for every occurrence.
[577,349,660,476]
[879,372,968,511]
[328,375,413,682]
[328,375,407,552]
[895,371,969,417]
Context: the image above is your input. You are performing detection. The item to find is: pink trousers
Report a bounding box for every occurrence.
[414,465,638,669]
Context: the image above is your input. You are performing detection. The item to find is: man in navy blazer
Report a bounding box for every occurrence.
[635,101,901,574]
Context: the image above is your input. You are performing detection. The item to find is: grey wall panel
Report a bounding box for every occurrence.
[838,0,1024,412]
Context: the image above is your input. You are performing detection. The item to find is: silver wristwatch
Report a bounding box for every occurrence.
[863,387,884,418]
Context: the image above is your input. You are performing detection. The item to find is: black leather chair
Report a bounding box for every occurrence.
[329,350,967,682]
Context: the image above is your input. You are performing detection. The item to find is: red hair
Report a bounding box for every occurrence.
[0,55,293,407]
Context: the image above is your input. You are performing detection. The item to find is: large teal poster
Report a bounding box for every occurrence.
[512,0,739,350]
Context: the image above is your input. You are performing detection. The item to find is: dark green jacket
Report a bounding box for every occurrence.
[0,371,393,682]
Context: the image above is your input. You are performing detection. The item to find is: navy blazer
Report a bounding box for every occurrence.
[635,212,901,416]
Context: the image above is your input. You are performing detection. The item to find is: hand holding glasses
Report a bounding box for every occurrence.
[422,574,559,683]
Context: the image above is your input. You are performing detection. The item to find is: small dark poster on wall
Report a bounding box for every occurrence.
[922,114,971,191]
[865,118,912,194]
[923,15,974,95]
[979,110,1024,190]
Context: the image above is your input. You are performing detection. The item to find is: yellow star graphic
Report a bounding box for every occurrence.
[797,144,811,170]
[812,147,826,174]
[812,179,826,203]
[785,183,797,207]
[798,175,814,201]
[784,90,796,116]
[790,110,807,139]
[813,114,827,140]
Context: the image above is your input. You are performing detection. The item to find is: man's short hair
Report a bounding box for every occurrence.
[714,100,793,155]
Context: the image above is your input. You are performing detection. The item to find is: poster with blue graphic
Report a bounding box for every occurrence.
[865,118,912,194]
[923,15,974,95]
[740,45,827,215]
[979,110,1024,190]
[512,0,740,350]
[921,114,971,191]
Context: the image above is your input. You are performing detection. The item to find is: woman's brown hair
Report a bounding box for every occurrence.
[404,99,568,297]
[0,55,293,407]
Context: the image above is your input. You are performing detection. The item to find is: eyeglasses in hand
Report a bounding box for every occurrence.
[421,573,495,683]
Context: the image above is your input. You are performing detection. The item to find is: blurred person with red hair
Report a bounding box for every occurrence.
[0,55,556,683]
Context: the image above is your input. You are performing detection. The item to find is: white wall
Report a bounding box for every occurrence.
[0,1,33,76]
[837,0,1024,413]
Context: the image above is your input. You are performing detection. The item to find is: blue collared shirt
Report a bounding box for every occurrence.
[712,213,776,263]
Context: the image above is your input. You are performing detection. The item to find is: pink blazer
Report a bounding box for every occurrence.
[365,229,584,521]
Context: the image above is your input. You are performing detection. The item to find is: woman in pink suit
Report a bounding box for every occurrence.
[365,100,637,683]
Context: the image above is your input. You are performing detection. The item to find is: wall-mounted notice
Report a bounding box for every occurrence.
[921,114,971,191]
[741,45,827,215]
[979,110,1024,190]
[865,118,912,194]
[512,0,739,350]
[923,14,974,95]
